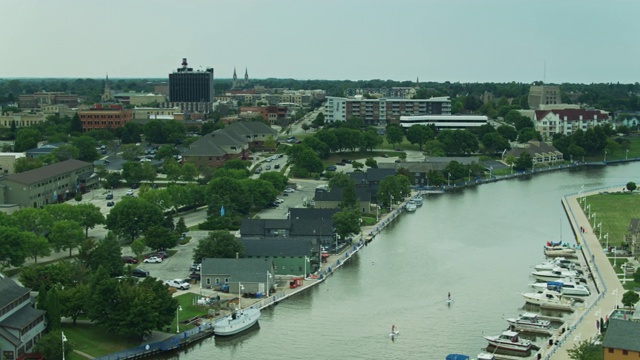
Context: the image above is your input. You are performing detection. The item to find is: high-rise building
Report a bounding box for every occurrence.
[168,58,214,112]
[528,85,560,110]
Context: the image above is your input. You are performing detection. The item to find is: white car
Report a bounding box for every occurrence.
[126,189,134,196]
[164,279,190,290]
[143,256,163,263]
[284,188,295,193]
[275,198,284,204]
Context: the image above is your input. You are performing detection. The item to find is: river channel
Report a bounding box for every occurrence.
[169,163,638,360]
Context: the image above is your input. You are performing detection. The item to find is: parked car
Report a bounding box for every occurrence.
[284,188,295,193]
[122,256,138,264]
[326,165,337,171]
[106,193,113,200]
[189,272,201,281]
[106,201,115,207]
[341,159,352,164]
[274,164,280,169]
[164,279,190,290]
[190,263,201,272]
[275,198,284,204]
[143,256,163,263]
[155,251,169,258]
[266,164,271,170]
[131,268,149,278]
[130,183,140,189]
[126,189,134,196]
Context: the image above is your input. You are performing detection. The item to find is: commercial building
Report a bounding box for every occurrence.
[602,319,640,359]
[200,258,273,294]
[168,58,214,113]
[238,106,288,124]
[0,159,96,208]
[324,96,451,126]
[0,112,47,129]
[0,277,46,360]
[132,107,182,121]
[0,153,25,175]
[504,140,563,165]
[18,92,80,110]
[399,115,488,130]
[77,104,133,132]
[528,85,561,110]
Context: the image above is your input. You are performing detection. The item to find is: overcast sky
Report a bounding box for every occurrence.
[2,0,638,83]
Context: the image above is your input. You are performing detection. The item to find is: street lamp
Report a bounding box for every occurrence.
[587,204,591,218]
[266,271,272,297]
[389,194,394,212]
[468,169,472,182]
[593,212,597,228]
[62,332,68,360]
[626,149,629,160]
[489,167,493,179]
[238,283,244,309]
[604,233,609,251]
[447,173,451,187]
[510,163,513,175]
[597,222,602,240]
[304,256,309,279]
[604,149,608,162]
[176,306,182,333]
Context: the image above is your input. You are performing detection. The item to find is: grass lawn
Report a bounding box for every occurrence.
[61,323,139,358]
[361,216,377,226]
[170,293,213,333]
[582,193,640,248]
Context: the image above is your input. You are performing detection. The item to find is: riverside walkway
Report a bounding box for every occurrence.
[539,187,625,360]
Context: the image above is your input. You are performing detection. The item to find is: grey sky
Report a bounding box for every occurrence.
[2,0,638,83]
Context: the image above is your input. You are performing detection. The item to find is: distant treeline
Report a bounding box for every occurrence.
[1,78,639,112]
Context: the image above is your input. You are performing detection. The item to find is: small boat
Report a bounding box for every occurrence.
[445,354,494,360]
[533,257,579,271]
[484,330,532,353]
[213,307,261,336]
[410,195,423,206]
[530,280,590,296]
[531,268,585,283]
[405,202,417,212]
[506,313,551,331]
[521,289,575,311]
[544,245,577,258]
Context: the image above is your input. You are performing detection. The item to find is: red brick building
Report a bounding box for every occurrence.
[78,104,133,132]
[239,106,287,124]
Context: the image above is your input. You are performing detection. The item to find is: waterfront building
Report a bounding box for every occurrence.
[324,96,451,126]
[240,217,334,248]
[0,159,96,208]
[77,104,133,132]
[0,277,46,360]
[528,85,561,110]
[239,238,319,276]
[200,258,273,294]
[399,114,488,130]
[533,108,610,140]
[168,58,214,113]
[313,187,371,212]
[602,319,640,359]
[504,140,563,165]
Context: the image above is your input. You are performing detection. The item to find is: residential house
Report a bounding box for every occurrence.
[0,277,46,360]
[602,319,640,359]
[0,159,96,208]
[239,238,318,276]
[504,141,563,165]
[240,218,334,248]
[349,168,396,202]
[25,143,63,158]
[200,258,273,295]
[313,187,371,212]
[182,121,276,168]
[378,157,484,185]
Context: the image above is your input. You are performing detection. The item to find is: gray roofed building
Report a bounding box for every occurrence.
[0,277,46,358]
[240,218,334,247]
[200,258,273,294]
[240,238,319,276]
[25,142,63,158]
[313,187,371,212]
[0,159,96,208]
[505,141,563,165]
[289,208,340,221]
[602,319,640,354]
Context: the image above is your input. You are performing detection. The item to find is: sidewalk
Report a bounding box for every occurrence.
[544,189,625,359]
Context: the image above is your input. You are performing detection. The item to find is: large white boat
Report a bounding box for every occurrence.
[410,195,423,206]
[531,267,585,283]
[506,313,551,332]
[445,354,494,360]
[544,245,577,258]
[530,280,590,296]
[405,202,417,212]
[213,307,261,336]
[484,330,532,353]
[521,289,575,311]
[533,257,579,271]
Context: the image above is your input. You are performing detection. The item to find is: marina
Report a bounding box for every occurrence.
[163,163,637,360]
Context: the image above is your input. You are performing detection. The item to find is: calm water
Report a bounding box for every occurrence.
[171,163,638,360]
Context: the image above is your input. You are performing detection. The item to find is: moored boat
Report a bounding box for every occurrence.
[544,245,577,258]
[531,268,585,283]
[445,354,494,360]
[213,307,261,336]
[533,257,579,271]
[530,280,590,296]
[405,202,417,212]
[410,195,423,206]
[484,330,532,353]
[521,289,575,311]
[506,313,551,332]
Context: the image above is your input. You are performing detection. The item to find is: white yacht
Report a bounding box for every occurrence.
[521,289,575,311]
[533,257,578,271]
[530,280,590,296]
[531,267,585,283]
[544,245,577,258]
[410,195,424,206]
[405,202,417,212]
[506,313,551,332]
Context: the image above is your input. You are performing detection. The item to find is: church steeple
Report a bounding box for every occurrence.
[232,68,238,89]
[101,73,112,102]
[244,68,249,84]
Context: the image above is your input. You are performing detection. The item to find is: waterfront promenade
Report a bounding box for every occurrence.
[542,187,625,360]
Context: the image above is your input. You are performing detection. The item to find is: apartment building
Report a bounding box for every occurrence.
[325,96,451,126]
[534,109,610,140]
[78,104,133,132]
[18,92,80,110]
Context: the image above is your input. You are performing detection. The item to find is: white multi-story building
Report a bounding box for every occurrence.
[534,109,610,140]
[324,96,451,126]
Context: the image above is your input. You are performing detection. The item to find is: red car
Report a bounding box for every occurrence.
[122,256,138,264]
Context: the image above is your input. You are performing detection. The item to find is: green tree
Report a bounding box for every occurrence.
[627,182,637,192]
[105,197,164,243]
[622,290,640,308]
[70,112,83,133]
[131,239,147,258]
[71,136,100,162]
[263,135,277,150]
[362,128,383,151]
[0,226,29,269]
[340,180,358,209]
[175,217,188,235]
[51,144,80,161]
[12,207,53,237]
[481,132,510,154]
[156,144,179,160]
[14,157,44,173]
[45,287,62,331]
[120,143,144,161]
[259,172,289,192]
[122,161,145,185]
[144,225,177,251]
[497,125,518,141]
[163,159,182,181]
[23,232,50,264]
[34,330,73,360]
[332,209,361,240]
[193,230,244,262]
[60,284,89,325]
[74,203,106,237]
[405,125,434,150]
[517,128,541,143]
[329,172,351,188]
[566,339,603,360]
[49,220,84,257]
[312,112,325,128]
[515,152,533,171]
[14,128,41,152]
[241,179,278,210]
[365,158,378,168]
[181,162,199,181]
[385,125,404,148]
[301,123,311,132]
[89,232,124,277]
[120,122,142,144]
